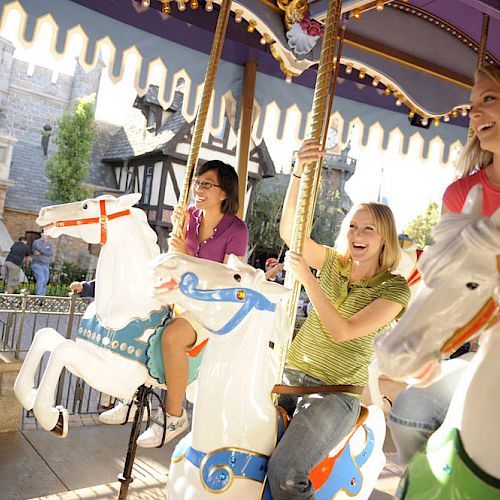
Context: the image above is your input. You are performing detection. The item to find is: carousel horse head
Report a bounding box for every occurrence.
[150,252,289,331]
[374,185,500,385]
[37,193,150,245]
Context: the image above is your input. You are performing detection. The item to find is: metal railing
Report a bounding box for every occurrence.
[0,291,106,426]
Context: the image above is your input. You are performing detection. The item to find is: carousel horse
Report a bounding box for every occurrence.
[373,185,500,498]
[14,193,203,437]
[150,252,387,499]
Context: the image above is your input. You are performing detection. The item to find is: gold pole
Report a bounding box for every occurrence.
[308,16,347,234]
[236,60,257,219]
[468,13,489,140]
[278,0,343,384]
[283,0,342,315]
[174,0,233,235]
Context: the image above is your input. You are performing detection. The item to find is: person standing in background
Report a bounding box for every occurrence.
[31,232,53,296]
[4,236,31,293]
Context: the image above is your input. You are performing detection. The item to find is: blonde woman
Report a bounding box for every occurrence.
[390,63,500,465]
[267,140,410,498]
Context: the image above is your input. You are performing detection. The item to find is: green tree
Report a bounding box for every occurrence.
[46,95,96,203]
[404,201,441,248]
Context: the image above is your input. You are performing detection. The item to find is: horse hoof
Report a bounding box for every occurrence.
[50,406,69,438]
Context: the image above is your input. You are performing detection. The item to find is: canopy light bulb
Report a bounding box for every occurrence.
[434,118,440,126]
[460,108,468,117]
[358,69,366,79]
[408,111,415,118]
[142,0,150,6]
[395,99,402,106]
[421,118,429,126]
[247,20,257,33]
[372,77,379,87]
[443,114,450,122]
[205,0,213,11]
[353,9,361,19]
[345,65,353,74]
[234,9,243,23]
[285,74,292,84]
[384,87,392,95]
[451,109,458,118]
[376,1,384,11]
[190,0,198,9]
[177,0,186,11]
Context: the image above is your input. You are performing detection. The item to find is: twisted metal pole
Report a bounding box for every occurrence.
[279,0,343,381]
[173,0,232,236]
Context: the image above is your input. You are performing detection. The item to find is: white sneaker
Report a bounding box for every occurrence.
[98,399,148,425]
[136,408,189,448]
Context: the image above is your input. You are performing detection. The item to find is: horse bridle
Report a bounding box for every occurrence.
[53,200,131,244]
[440,255,500,356]
[178,272,276,334]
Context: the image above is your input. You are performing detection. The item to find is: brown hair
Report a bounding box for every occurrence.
[457,63,500,177]
[335,202,400,272]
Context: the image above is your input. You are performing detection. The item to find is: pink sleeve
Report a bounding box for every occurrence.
[442,180,465,213]
[225,222,248,257]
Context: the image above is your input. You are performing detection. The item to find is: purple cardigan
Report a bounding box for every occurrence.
[185,206,248,263]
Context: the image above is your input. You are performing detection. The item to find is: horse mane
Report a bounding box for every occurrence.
[130,207,160,251]
[419,213,500,282]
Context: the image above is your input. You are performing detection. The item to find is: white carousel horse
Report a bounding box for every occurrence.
[14,193,199,437]
[373,185,500,497]
[150,253,387,499]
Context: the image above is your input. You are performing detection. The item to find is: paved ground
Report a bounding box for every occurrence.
[0,415,404,500]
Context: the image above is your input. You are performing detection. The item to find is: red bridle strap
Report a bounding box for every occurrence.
[53,200,131,244]
[441,297,499,356]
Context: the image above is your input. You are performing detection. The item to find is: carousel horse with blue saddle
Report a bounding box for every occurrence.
[14,193,204,437]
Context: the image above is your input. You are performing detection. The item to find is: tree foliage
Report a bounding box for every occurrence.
[46,95,96,203]
[404,201,441,248]
[247,179,286,262]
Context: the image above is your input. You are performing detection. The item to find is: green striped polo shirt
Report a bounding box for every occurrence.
[287,248,410,391]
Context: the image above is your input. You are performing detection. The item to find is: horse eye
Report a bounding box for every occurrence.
[466,282,479,290]
[233,274,242,282]
[82,203,88,210]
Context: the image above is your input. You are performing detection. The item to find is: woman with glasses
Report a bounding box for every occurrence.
[99,159,248,447]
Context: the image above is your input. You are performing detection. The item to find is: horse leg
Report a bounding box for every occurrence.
[14,328,65,411]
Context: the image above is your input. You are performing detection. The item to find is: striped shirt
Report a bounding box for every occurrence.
[287,248,410,391]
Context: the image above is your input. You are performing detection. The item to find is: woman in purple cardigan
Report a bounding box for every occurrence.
[99,160,248,447]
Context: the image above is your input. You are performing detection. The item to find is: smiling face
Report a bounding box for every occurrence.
[347,208,384,266]
[192,169,227,213]
[470,76,500,157]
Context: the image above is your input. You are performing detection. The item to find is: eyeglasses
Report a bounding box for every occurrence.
[192,179,221,190]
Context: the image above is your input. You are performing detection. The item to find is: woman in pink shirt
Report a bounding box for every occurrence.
[443,63,500,217]
[99,160,248,447]
[390,63,500,465]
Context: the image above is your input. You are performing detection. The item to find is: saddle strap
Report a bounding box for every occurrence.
[272,384,364,395]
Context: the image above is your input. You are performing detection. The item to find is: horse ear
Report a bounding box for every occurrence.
[490,206,500,229]
[461,184,483,215]
[118,193,142,208]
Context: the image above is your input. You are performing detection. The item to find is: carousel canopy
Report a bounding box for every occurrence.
[0,0,497,153]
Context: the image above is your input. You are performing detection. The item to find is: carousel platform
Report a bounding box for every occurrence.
[0,416,404,499]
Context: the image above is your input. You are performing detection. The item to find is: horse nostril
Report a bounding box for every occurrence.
[466,282,479,290]
[233,274,242,282]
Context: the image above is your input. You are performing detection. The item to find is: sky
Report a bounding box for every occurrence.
[0,10,463,232]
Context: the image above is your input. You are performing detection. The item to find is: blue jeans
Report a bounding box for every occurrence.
[267,368,361,499]
[31,263,50,296]
[388,362,467,465]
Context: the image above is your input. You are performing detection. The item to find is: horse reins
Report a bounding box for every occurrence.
[440,255,500,356]
[53,200,131,244]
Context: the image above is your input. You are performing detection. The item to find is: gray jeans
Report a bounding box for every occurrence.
[267,368,361,499]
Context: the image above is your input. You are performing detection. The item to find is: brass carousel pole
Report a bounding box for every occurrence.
[468,13,489,140]
[173,0,233,236]
[308,14,348,233]
[279,0,343,377]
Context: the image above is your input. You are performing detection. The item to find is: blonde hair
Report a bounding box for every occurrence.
[457,63,500,177]
[335,202,400,272]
